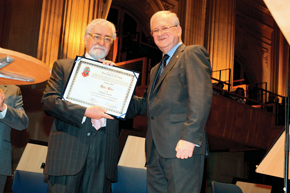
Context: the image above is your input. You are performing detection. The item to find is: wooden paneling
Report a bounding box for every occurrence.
[206,94,276,150]
[7,0,42,57]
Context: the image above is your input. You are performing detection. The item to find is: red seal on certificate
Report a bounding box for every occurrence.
[81,67,90,77]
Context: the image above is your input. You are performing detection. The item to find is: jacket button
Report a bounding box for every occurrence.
[87,132,91,136]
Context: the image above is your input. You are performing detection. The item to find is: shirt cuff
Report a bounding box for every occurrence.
[82,116,107,127]
[0,104,7,119]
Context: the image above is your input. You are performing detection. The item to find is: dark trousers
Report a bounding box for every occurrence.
[0,175,7,193]
[147,142,205,193]
[48,128,110,193]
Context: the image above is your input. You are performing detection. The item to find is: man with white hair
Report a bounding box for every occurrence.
[129,11,213,192]
[42,19,119,193]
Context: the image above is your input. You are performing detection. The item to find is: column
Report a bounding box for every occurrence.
[178,0,207,46]
[205,0,236,90]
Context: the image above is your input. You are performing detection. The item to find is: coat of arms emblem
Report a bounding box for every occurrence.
[81,67,90,77]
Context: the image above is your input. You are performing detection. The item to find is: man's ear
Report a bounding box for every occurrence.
[84,34,88,46]
[177,26,182,37]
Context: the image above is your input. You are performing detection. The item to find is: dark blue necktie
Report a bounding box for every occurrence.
[153,54,169,90]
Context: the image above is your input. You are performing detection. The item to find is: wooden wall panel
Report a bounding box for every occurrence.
[6,0,42,57]
[206,94,276,150]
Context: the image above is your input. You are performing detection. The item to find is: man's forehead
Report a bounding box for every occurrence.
[91,24,112,36]
[152,17,172,28]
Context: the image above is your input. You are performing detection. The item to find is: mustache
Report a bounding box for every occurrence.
[91,45,106,51]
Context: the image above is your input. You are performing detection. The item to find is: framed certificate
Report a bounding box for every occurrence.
[63,56,140,120]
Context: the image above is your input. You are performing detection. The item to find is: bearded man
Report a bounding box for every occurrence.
[41,19,121,193]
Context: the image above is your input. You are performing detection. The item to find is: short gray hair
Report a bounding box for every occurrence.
[150,11,180,31]
[85,19,117,40]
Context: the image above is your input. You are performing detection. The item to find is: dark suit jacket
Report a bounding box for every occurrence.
[41,59,120,182]
[129,44,213,162]
[0,85,28,176]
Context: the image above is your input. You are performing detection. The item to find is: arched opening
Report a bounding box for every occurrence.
[107,5,162,66]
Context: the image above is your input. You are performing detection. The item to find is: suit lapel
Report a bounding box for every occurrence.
[151,44,186,94]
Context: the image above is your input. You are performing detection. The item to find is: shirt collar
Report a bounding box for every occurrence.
[164,42,183,65]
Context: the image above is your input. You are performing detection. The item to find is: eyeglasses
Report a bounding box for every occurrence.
[88,33,114,44]
[150,25,177,36]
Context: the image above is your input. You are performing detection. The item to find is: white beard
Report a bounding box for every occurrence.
[88,45,107,60]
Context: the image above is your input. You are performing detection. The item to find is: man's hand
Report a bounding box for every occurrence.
[84,106,114,120]
[0,89,6,112]
[175,140,195,159]
[98,59,116,66]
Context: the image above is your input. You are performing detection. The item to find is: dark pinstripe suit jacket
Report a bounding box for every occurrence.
[41,59,120,182]
[0,85,28,176]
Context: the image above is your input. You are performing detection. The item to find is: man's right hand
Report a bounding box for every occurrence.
[0,89,6,112]
[84,106,114,120]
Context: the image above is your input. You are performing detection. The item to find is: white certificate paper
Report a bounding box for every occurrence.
[63,56,140,119]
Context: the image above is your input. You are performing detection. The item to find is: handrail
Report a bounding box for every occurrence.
[212,68,231,91]
[213,86,285,126]
[213,87,264,105]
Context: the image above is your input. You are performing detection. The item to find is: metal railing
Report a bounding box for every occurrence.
[212,68,231,91]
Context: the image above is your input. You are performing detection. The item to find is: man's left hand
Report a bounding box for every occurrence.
[99,59,116,66]
[175,140,195,159]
